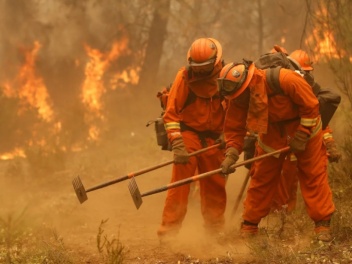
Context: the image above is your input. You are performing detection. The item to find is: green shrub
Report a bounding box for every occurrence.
[97,219,128,264]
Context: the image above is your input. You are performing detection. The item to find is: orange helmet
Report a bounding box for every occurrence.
[217,60,255,99]
[289,50,313,71]
[187,38,222,66]
[270,45,288,55]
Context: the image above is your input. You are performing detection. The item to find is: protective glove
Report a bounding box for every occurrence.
[289,130,309,152]
[215,133,226,149]
[243,134,257,169]
[325,140,341,163]
[171,137,189,164]
[221,147,239,175]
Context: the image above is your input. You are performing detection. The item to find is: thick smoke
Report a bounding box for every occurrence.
[0,0,139,157]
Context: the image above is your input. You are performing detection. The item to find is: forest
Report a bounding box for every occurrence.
[0,0,351,263]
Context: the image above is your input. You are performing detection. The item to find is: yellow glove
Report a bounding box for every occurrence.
[326,141,341,163]
[289,130,309,152]
[172,137,189,164]
[221,147,239,175]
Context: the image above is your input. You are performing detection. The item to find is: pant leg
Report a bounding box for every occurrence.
[197,138,227,232]
[242,146,285,224]
[295,130,335,222]
[272,155,298,211]
[157,132,198,237]
[286,163,299,212]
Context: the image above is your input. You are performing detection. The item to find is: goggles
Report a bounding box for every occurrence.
[217,63,249,97]
[189,57,216,67]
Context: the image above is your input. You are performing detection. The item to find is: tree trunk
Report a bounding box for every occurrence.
[138,0,171,91]
[257,0,264,55]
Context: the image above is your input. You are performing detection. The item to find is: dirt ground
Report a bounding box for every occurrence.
[0,130,258,264]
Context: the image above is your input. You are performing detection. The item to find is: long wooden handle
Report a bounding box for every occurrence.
[141,146,290,197]
[86,143,221,192]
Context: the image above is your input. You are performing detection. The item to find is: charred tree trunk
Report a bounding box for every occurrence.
[138,0,171,91]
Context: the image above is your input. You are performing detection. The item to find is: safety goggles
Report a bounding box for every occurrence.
[189,57,216,67]
[217,64,248,97]
[190,63,215,74]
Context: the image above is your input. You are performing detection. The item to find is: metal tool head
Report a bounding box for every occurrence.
[72,176,88,204]
[128,177,143,209]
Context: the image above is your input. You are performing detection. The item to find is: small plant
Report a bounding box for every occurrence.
[97,219,128,264]
[0,208,28,263]
[0,208,75,264]
[39,229,74,264]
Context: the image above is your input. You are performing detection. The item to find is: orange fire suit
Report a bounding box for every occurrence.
[272,126,336,213]
[224,68,335,225]
[157,64,227,238]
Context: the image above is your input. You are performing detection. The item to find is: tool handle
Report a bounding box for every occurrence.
[141,146,290,197]
[86,143,221,193]
[231,170,250,218]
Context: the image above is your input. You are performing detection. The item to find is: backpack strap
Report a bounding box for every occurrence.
[265,67,284,97]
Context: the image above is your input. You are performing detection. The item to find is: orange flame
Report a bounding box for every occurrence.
[0,148,26,160]
[0,32,140,160]
[306,7,350,62]
[81,37,129,113]
[81,34,139,142]
[18,41,54,122]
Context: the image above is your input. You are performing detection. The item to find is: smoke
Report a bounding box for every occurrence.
[0,0,141,158]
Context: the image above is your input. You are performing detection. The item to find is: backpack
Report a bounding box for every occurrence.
[254,51,341,129]
[149,64,227,150]
[147,68,197,151]
[254,51,300,72]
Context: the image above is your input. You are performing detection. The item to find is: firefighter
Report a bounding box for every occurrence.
[272,50,341,212]
[218,59,335,242]
[157,38,227,243]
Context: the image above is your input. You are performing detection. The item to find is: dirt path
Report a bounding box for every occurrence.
[0,148,254,263]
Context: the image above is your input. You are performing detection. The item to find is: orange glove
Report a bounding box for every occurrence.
[326,141,341,163]
[171,137,189,164]
[221,147,239,175]
[289,130,309,152]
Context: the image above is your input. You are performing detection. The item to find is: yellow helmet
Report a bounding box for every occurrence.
[217,60,255,99]
[187,38,222,66]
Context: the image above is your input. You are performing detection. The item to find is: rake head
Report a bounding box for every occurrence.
[128,177,143,209]
[72,176,88,204]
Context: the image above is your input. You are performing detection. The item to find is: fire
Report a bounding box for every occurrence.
[0,41,56,160]
[0,32,140,160]
[81,36,129,113]
[81,34,139,141]
[306,6,351,62]
[1,41,54,122]
[110,68,140,90]
[307,28,340,61]
[0,148,26,160]
[17,41,54,122]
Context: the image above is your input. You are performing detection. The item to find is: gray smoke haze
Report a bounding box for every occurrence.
[0,0,340,155]
[0,0,143,155]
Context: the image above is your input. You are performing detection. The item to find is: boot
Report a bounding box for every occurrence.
[314,220,333,242]
[157,225,179,246]
[240,220,258,239]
